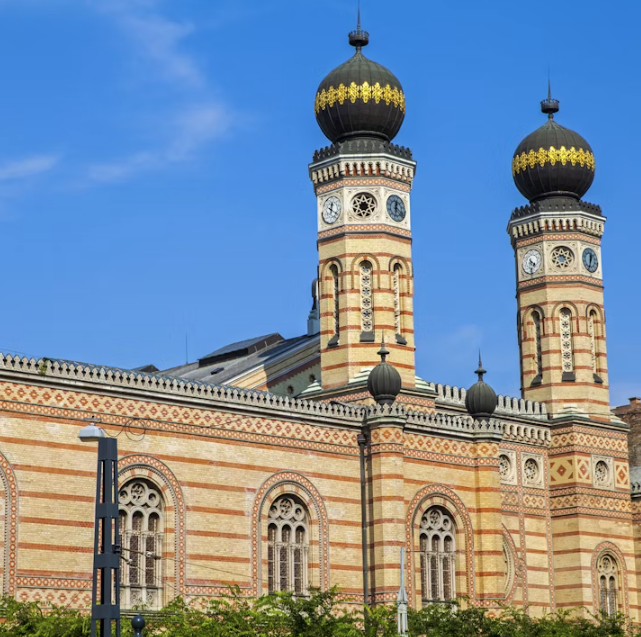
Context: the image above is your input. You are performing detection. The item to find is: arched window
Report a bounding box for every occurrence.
[392,264,406,344]
[597,553,619,617]
[419,508,456,605]
[330,265,340,344]
[532,310,543,385]
[559,308,575,380]
[360,260,374,339]
[503,540,515,593]
[267,496,309,595]
[119,480,164,609]
[588,310,603,382]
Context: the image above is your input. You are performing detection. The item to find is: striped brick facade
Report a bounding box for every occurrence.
[0,356,637,621]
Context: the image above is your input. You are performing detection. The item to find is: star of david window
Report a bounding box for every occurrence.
[351,193,377,219]
[267,496,309,595]
[118,480,164,609]
[551,246,574,269]
[419,508,456,605]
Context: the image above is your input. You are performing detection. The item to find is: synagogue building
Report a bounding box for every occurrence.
[0,18,638,621]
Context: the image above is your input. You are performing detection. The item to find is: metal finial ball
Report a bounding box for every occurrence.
[131,615,145,633]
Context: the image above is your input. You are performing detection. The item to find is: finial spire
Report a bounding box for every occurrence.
[378,339,389,363]
[349,0,369,50]
[541,74,559,119]
[475,351,487,382]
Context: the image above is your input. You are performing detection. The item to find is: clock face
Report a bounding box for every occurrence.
[386,194,406,222]
[322,196,341,224]
[522,249,542,275]
[583,247,599,273]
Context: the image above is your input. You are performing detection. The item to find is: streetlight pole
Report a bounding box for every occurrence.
[79,423,121,637]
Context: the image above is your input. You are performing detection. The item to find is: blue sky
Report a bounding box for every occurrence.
[0,0,639,406]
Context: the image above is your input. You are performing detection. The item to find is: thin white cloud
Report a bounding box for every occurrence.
[0,155,60,181]
[95,0,204,88]
[86,101,233,183]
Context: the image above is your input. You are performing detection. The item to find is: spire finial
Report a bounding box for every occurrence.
[378,339,389,363]
[475,351,487,382]
[541,73,559,119]
[349,0,369,50]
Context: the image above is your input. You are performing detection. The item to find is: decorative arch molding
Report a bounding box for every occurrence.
[321,258,344,279]
[591,541,629,617]
[406,484,475,607]
[252,472,329,597]
[502,526,519,605]
[551,301,580,331]
[118,455,186,598]
[348,254,381,288]
[585,303,604,321]
[0,450,18,597]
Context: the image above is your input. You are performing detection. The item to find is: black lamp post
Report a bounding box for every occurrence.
[78,423,121,637]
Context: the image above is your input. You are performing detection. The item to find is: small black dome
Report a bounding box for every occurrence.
[368,342,401,406]
[465,356,497,418]
[512,92,595,202]
[314,27,405,144]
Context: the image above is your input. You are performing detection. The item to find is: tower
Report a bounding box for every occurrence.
[507,89,609,420]
[309,20,417,391]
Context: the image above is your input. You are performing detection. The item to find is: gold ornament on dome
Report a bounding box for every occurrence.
[314,81,406,115]
[512,146,595,176]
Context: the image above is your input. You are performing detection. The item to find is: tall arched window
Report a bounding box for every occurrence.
[267,496,309,595]
[393,264,402,337]
[329,265,340,344]
[559,308,575,380]
[588,310,603,382]
[597,553,619,617]
[532,310,543,385]
[360,260,374,340]
[419,508,456,605]
[119,480,164,609]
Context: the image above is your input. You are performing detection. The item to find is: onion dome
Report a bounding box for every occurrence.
[465,355,497,418]
[368,341,402,406]
[314,19,405,144]
[512,85,595,202]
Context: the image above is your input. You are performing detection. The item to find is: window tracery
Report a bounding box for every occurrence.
[532,310,543,381]
[267,496,309,595]
[330,265,340,339]
[118,480,164,609]
[419,508,456,604]
[589,310,598,374]
[559,308,574,375]
[360,261,374,333]
[393,264,402,336]
[597,553,619,617]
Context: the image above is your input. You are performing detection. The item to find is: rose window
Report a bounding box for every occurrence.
[351,193,377,219]
[551,246,574,269]
[499,454,511,479]
[595,460,609,486]
[523,458,539,483]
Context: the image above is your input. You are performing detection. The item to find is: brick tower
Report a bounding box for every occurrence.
[309,21,417,391]
[507,88,610,421]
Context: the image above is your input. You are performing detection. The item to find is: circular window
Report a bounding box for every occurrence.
[523,458,540,483]
[595,460,609,486]
[499,454,512,479]
[351,192,377,219]
[551,246,575,269]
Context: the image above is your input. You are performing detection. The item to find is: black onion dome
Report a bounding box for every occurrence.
[512,91,595,202]
[465,356,497,418]
[314,26,405,144]
[368,342,402,406]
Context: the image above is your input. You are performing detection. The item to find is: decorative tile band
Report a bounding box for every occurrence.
[512,146,595,176]
[314,82,406,115]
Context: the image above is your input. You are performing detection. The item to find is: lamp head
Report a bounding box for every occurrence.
[78,423,106,442]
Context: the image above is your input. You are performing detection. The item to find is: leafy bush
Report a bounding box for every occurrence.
[0,589,638,637]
